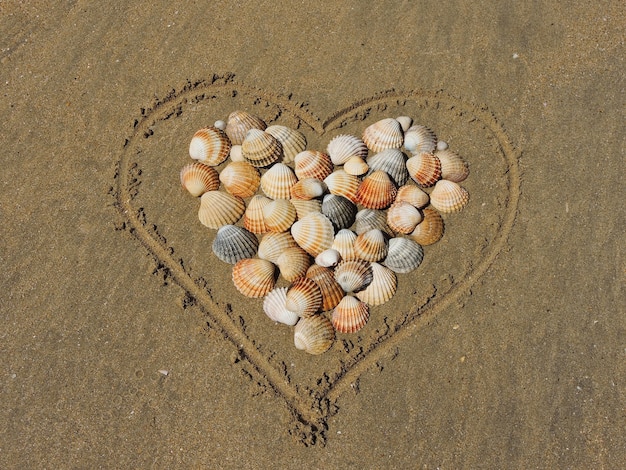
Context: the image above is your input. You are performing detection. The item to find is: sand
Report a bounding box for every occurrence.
[1,1,624,468]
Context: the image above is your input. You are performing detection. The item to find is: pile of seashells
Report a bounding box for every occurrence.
[179,111,470,355]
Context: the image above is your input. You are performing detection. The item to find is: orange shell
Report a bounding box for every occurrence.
[232,258,276,298]
[429,180,470,213]
[294,150,334,181]
[356,170,397,210]
[180,162,220,197]
[406,152,442,187]
[306,264,345,312]
[219,161,260,198]
[386,201,423,234]
[260,163,298,200]
[409,208,445,245]
[331,295,370,334]
[324,169,361,203]
[285,277,322,317]
[189,127,232,166]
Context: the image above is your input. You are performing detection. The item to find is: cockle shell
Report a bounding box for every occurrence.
[435,149,470,183]
[324,169,361,203]
[275,246,312,282]
[406,152,442,187]
[332,295,370,334]
[396,116,413,132]
[343,156,369,176]
[263,287,299,326]
[334,259,373,293]
[354,229,389,262]
[294,150,334,181]
[321,194,358,231]
[354,209,394,237]
[243,194,272,233]
[180,162,220,197]
[386,201,423,234]
[366,148,409,187]
[260,163,298,200]
[285,277,322,317]
[257,232,299,264]
[355,262,397,306]
[212,225,259,264]
[395,184,430,209]
[290,178,327,200]
[232,258,276,298]
[290,198,322,219]
[383,237,424,274]
[409,207,445,245]
[189,127,232,166]
[356,170,397,210]
[294,315,335,355]
[219,161,260,198]
[241,129,283,168]
[306,264,344,311]
[315,248,341,268]
[403,125,437,155]
[265,125,307,163]
[326,134,369,165]
[198,191,246,229]
[291,212,335,257]
[362,118,404,153]
[332,229,358,261]
[262,199,297,233]
[429,180,470,213]
[225,110,267,145]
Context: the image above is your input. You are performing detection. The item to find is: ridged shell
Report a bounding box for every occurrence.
[334,259,373,293]
[212,225,259,264]
[356,170,397,210]
[294,150,334,181]
[355,262,397,306]
[354,209,394,237]
[257,232,298,264]
[395,184,430,209]
[198,191,245,229]
[429,180,470,213]
[294,315,335,355]
[290,198,322,219]
[366,149,409,187]
[189,127,232,166]
[396,116,413,132]
[354,229,389,262]
[260,163,298,200]
[324,170,361,203]
[232,258,276,298]
[326,134,369,165]
[332,295,370,334]
[263,287,299,326]
[265,125,307,163]
[409,208,445,245]
[276,246,312,282]
[241,129,283,168]
[219,161,260,198]
[225,110,267,145]
[383,237,424,274]
[315,248,341,268]
[343,156,369,176]
[321,194,358,231]
[290,178,327,200]
[291,212,335,257]
[435,149,470,183]
[243,195,272,233]
[285,277,322,317]
[306,264,344,311]
[403,125,437,154]
[332,229,358,261]
[406,152,442,187]
[180,162,220,197]
[386,201,423,234]
[262,199,297,233]
[362,118,404,153]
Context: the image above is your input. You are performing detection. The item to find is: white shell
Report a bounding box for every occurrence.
[263,287,300,326]
[315,249,341,268]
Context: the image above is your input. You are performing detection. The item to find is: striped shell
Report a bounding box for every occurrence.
[435,149,470,183]
[332,295,370,334]
[212,225,259,264]
[294,150,334,181]
[356,170,397,210]
[343,156,369,176]
[225,110,267,145]
[263,287,299,326]
[306,264,344,311]
[294,315,335,355]
[219,161,260,198]
[355,262,397,306]
[321,194,358,231]
[324,169,361,203]
[257,232,299,264]
[290,178,327,200]
[429,180,470,213]
[332,229,358,261]
[409,207,445,245]
[334,259,373,293]
[243,195,272,233]
[383,237,424,274]
[189,127,232,166]
[265,125,307,163]
[241,129,283,168]
[395,184,430,209]
[366,149,409,187]
[262,199,297,233]
[198,191,245,229]
[276,246,312,282]
[326,134,369,165]
[260,163,298,200]
[354,229,389,262]
[403,125,437,154]
[232,258,276,298]
[386,201,423,234]
[180,162,220,197]
[362,118,404,153]
[285,277,322,317]
[290,198,322,219]
[406,152,442,187]
[354,209,394,237]
[291,212,335,257]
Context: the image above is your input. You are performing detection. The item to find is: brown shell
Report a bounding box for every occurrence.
[189,127,232,166]
[355,262,397,306]
[406,152,442,187]
[276,246,312,282]
[294,150,334,181]
[356,170,397,210]
[219,161,260,198]
[285,277,322,317]
[294,315,335,355]
[409,208,445,245]
[232,258,276,298]
[260,163,298,200]
[243,195,272,234]
[324,169,361,204]
[180,162,220,197]
[435,149,470,183]
[331,295,370,334]
[362,118,404,153]
[429,180,470,213]
[241,129,283,168]
[225,110,267,145]
[198,191,245,229]
[265,125,307,163]
[306,264,345,311]
[353,229,389,262]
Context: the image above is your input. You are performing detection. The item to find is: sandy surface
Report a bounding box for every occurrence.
[1,1,624,468]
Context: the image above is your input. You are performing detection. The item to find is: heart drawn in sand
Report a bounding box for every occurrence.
[112,74,520,445]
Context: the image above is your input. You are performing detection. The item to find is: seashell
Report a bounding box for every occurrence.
[294,315,335,355]
[366,148,409,187]
[315,248,341,268]
[355,262,397,306]
[290,198,322,219]
[189,127,232,166]
[285,277,322,317]
[429,180,470,213]
[321,194,358,231]
[212,225,259,264]
[243,195,272,233]
[265,125,307,163]
[241,128,283,168]
[263,287,299,326]
[362,118,404,153]
[334,259,373,293]
[225,110,267,145]
[383,237,424,274]
[406,152,442,187]
[276,246,312,282]
[180,162,220,197]
[257,232,298,263]
[219,161,260,198]
[294,150,334,181]
[326,134,369,165]
[396,116,413,133]
[290,178,327,200]
[395,184,430,209]
[229,144,244,162]
[356,170,397,210]
[323,169,360,203]
[332,229,358,261]
[343,156,369,176]
[409,207,445,245]
[403,125,437,154]
[306,264,344,311]
[435,149,470,183]
[260,163,298,200]
[198,191,245,229]
[232,258,276,298]
[331,295,370,334]
[353,229,389,262]
[386,201,423,234]
[262,199,297,233]
[354,209,394,237]
[291,212,335,257]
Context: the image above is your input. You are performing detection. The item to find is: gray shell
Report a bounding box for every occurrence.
[354,208,394,237]
[382,237,424,274]
[212,225,259,264]
[322,194,358,231]
[366,148,409,186]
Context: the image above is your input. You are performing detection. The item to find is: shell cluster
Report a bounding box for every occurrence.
[180,111,471,355]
